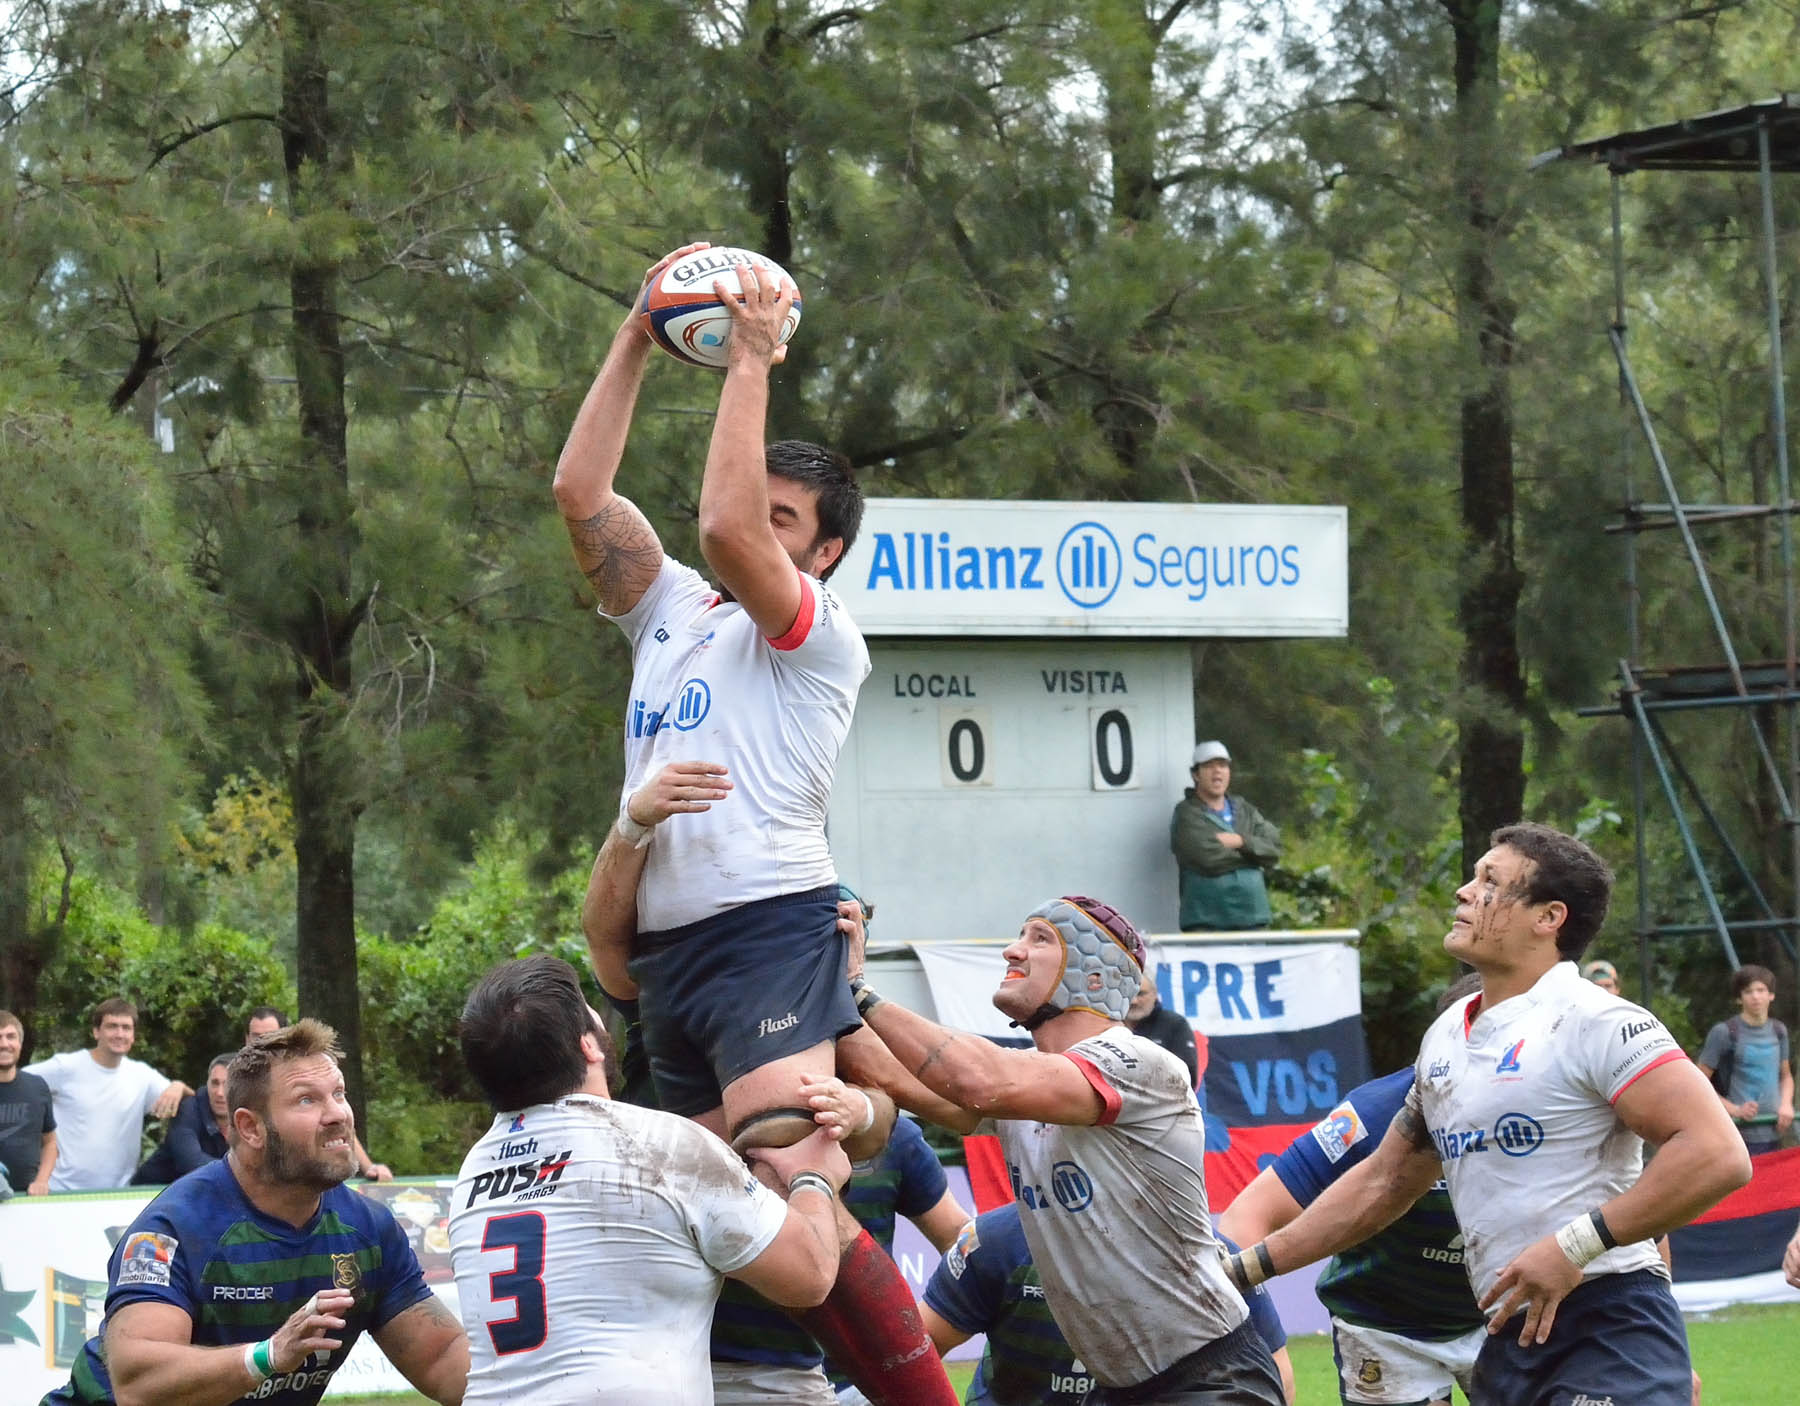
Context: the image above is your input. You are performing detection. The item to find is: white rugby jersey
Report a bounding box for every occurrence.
[606,556,870,931]
[990,1028,1248,1388]
[1412,961,1686,1302]
[449,1095,787,1405]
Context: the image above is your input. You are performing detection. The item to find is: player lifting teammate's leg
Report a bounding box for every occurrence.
[553,243,955,1406]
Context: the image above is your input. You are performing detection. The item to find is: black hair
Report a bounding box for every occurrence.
[460,956,598,1111]
[1490,822,1615,961]
[766,440,862,579]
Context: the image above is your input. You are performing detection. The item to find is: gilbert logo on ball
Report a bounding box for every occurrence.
[639,246,803,369]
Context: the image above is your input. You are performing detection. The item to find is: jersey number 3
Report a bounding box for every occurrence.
[482,1210,548,1354]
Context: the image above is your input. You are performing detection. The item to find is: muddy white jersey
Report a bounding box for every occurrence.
[1411,961,1686,1303]
[605,556,869,931]
[449,1095,787,1405]
[989,1028,1248,1388]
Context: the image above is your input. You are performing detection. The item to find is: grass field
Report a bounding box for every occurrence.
[334,1300,1800,1403]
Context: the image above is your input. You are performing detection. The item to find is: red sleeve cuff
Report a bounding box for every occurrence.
[767,571,816,652]
[1063,1052,1123,1126]
[1610,1049,1689,1103]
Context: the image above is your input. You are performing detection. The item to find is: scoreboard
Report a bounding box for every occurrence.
[826,500,1349,942]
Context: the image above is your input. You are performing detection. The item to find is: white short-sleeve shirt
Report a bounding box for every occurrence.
[990,1028,1248,1388]
[25,1049,170,1191]
[1413,961,1686,1302]
[450,1094,788,1405]
[605,557,870,932]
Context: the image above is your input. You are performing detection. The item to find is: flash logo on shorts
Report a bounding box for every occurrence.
[1570,1396,1616,1406]
[463,1152,573,1207]
[757,1012,799,1037]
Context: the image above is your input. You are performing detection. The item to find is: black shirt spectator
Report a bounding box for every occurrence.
[1126,965,1200,1089]
[0,1008,57,1193]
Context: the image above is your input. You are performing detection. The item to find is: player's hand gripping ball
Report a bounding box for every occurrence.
[638,245,802,369]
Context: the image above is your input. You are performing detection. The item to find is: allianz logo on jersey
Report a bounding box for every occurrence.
[1432,1112,1546,1161]
[862,521,1305,611]
[1009,1159,1095,1214]
[628,678,713,737]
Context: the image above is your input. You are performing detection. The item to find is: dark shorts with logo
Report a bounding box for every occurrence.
[627,885,860,1117]
[1471,1268,1690,1406]
[1083,1321,1286,1406]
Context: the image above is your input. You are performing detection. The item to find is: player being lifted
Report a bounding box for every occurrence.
[554,243,955,1405]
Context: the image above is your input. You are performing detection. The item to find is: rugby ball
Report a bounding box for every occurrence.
[638,246,803,369]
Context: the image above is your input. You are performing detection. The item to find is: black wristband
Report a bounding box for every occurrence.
[1589,1209,1619,1251]
[851,976,884,1017]
[1255,1241,1276,1280]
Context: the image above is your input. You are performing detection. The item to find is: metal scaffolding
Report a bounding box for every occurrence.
[1534,97,1800,1003]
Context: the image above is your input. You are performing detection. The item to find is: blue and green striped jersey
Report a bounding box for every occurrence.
[925,1204,1092,1405]
[1273,1067,1485,1340]
[41,1156,431,1406]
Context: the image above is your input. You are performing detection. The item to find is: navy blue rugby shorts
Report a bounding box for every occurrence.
[1471,1268,1691,1406]
[627,885,861,1117]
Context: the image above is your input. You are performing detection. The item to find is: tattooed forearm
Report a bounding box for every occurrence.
[564,496,662,612]
[1395,1099,1434,1152]
[913,1036,960,1080]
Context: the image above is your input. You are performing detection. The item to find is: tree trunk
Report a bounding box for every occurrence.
[1445,0,1525,875]
[1087,0,1163,478]
[281,0,367,1121]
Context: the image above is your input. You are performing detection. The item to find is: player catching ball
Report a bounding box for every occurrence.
[551,243,954,1406]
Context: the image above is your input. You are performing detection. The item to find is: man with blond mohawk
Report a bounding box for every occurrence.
[847,895,1284,1405]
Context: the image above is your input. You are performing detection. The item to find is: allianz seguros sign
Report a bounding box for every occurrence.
[828,499,1349,637]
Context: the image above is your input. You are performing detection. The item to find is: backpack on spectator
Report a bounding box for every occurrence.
[1709,1015,1790,1096]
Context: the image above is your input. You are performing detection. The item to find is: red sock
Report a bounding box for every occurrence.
[791,1228,958,1406]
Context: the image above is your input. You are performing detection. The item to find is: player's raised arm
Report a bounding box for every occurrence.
[551,247,703,615]
[697,261,810,639]
[1227,1086,1443,1293]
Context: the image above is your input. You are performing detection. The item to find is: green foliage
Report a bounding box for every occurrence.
[357,823,595,1171]
[1267,742,1465,1072]
[31,866,291,1079]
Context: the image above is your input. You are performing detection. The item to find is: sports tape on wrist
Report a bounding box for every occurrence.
[855,1089,876,1134]
[616,806,653,848]
[1555,1213,1607,1268]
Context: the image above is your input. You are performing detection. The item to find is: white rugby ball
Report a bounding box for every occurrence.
[638,246,803,369]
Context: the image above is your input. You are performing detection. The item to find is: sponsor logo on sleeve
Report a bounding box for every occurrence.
[1310,1101,1367,1163]
[1426,1059,1452,1080]
[116,1232,179,1288]
[946,1220,980,1278]
[1089,1039,1138,1069]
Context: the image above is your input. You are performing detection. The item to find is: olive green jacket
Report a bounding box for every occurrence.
[1170,790,1281,930]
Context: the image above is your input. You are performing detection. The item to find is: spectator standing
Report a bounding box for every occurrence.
[25,998,188,1191]
[247,1008,393,1179]
[132,1053,233,1185]
[1171,741,1282,931]
[0,1009,56,1194]
[1696,964,1794,1156]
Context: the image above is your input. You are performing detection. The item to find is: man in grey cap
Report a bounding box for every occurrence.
[1172,741,1282,931]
